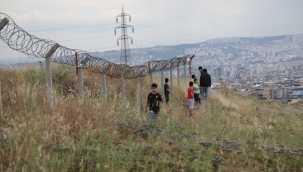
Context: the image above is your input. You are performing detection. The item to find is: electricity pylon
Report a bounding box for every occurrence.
[114,5,134,65]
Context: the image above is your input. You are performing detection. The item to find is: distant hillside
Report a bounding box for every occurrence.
[89,34,302,64]
[2,34,302,65]
[241,35,290,45]
[89,42,201,64]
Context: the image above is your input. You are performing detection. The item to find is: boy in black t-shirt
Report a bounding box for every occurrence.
[145,83,163,120]
[164,78,170,104]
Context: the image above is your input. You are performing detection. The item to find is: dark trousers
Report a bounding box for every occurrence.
[165,93,170,104]
[194,93,200,103]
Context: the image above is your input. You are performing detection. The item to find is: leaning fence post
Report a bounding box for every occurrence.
[189,55,195,81]
[45,43,59,112]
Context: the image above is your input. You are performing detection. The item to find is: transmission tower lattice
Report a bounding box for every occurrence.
[114,6,134,65]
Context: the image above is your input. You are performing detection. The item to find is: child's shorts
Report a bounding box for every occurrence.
[194,93,200,102]
[188,99,194,109]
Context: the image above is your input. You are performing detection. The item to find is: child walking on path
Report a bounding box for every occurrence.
[187,81,194,117]
[193,78,201,104]
[145,83,163,120]
[164,78,170,104]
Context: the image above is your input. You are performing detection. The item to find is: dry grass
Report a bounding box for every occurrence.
[0,65,303,171]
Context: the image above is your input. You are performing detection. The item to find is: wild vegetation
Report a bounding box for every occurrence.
[0,65,303,172]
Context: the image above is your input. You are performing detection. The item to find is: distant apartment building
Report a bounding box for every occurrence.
[266,87,293,100]
[225,71,230,77]
[267,87,293,100]
[213,67,223,78]
[266,90,274,100]
[293,88,303,99]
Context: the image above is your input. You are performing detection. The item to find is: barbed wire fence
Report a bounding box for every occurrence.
[0,13,194,113]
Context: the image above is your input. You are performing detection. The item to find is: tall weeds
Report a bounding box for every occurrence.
[0,66,302,171]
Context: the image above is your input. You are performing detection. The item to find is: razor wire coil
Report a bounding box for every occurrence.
[0,13,191,79]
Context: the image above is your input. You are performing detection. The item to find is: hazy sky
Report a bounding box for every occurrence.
[0,0,303,60]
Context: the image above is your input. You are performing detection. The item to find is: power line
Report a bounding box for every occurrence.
[0,5,121,11]
[0,30,191,50]
[58,35,115,42]
[84,46,118,51]
[27,23,116,32]
[0,34,115,48]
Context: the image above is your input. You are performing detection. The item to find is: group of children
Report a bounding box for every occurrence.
[145,68,209,120]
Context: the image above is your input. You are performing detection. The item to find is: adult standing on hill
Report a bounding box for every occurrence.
[200,69,211,100]
[198,66,203,99]
[198,66,203,76]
